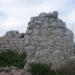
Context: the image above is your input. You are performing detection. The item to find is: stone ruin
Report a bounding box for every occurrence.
[0,31,26,52]
[25,11,75,66]
[0,11,75,75]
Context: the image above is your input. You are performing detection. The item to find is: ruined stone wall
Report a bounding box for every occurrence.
[25,11,75,67]
[0,31,26,52]
[0,11,75,70]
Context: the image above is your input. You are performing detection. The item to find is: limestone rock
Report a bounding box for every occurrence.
[39,12,47,17]
[52,11,58,18]
[0,31,25,52]
[5,31,19,38]
[25,11,75,69]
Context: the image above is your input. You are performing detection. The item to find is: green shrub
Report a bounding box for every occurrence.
[0,49,27,69]
[29,63,56,75]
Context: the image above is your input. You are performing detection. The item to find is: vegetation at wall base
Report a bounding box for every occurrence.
[29,63,56,75]
[29,63,75,75]
[0,49,27,69]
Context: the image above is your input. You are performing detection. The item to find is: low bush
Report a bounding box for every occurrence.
[0,49,27,69]
[29,63,56,75]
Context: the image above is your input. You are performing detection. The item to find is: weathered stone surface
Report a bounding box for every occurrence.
[0,69,24,75]
[5,31,19,38]
[25,11,75,70]
[52,11,58,18]
[39,12,47,17]
[0,31,25,52]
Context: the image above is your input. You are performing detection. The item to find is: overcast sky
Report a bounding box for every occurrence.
[0,0,75,37]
